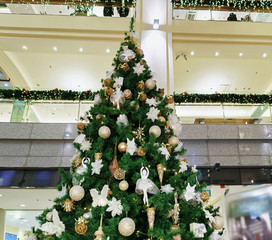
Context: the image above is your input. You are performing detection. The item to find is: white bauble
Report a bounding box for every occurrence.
[69,185,85,201]
[145,79,156,90]
[118,217,136,236]
[149,125,161,138]
[212,216,224,230]
[98,126,111,139]
[119,180,129,191]
[46,212,53,221]
[168,136,179,146]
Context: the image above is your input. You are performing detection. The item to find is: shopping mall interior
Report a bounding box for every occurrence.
[0,0,272,239]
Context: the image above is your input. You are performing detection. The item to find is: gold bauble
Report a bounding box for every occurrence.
[137,81,145,90]
[159,88,165,96]
[136,48,143,55]
[123,89,132,99]
[98,126,111,139]
[158,116,166,122]
[105,87,114,97]
[119,180,129,191]
[139,59,146,66]
[212,216,224,230]
[103,78,111,86]
[96,114,102,120]
[94,152,102,161]
[149,125,161,138]
[145,79,156,90]
[168,136,179,146]
[118,217,135,237]
[130,101,139,111]
[73,156,82,167]
[62,198,75,212]
[167,95,175,104]
[139,92,147,101]
[118,142,127,152]
[167,144,172,153]
[69,185,85,201]
[114,168,126,180]
[137,146,146,156]
[121,63,130,72]
[77,122,85,131]
[75,222,88,235]
[200,192,210,203]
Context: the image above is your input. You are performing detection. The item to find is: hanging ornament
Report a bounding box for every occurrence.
[107,187,112,197]
[149,125,161,138]
[159,88,165,96]
[140,59,147,65]
[118,217,136,237]
[105,87,114,97]
[94,94,102,105]
[90,185,109,207]
[136,48,143,55]
[118,142,127,152]
[167,95,175,104]
[189,223,207,238]
[137,81,145,90]
[147,207,156,230]
[98,126,111,139]
[157,164,165,185]
[77,122,85,132]
[113,76,124,89]
[123,89,132,99]
[135,166,160,205]
[168,136,179,146]
[83,210,92,219]
[200,192,210,203]
[72,156,82,167]
[212,216,224,230]
[121,63,130,72]
[145,79,156,90]
[75,217,88,235]
[158,116,166,123]
[169,114,182,138]
[167,144,172,153]
[119,49,136,62]
[46,212,53,221]
[69,185,85,201]
[146,107,160,122]
[146,97,158,107]
[76,157,90,175]
[138,92,147,101]
[103,78,112,87]
[171,225,182,240]
[94,153,102,161]
[183,183,196,202]
[62,198,75,212]
[119,180,129,191]
[41,209,65,237]
[109,156,119,174]
[80,139,92,152]
[161,184,174,194]
[132,126,145,141]
[168,192,180,225]
[117,114,129,126]
[91,159,103,175]
[59,184,67,198]
[110,88,125,109]
[106,197,123,217]
[73,133,86,144]
[137,146,146,156]
[114,168,126,180]
[133,62,145,76]
[126,138,137,155]
[130,101,139,111]
[94,215,104,240]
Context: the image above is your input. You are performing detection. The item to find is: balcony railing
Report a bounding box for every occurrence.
[1,99,271,124]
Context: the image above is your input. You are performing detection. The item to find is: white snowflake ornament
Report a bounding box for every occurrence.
[106,197,123,217]
[146,98,158,107]
[158,145,170,160]
[91,159,103,175]
[161,184,174,194]
[179,161,188,173]
[133,63,145,76]
[203,209,215,223]
[80,139,91,152]
[117,114,128,126]
[126,138,137,155]
[113,76,124,88]
[183,183,196,201]
[192,165,198,173]
[146,107,160,122]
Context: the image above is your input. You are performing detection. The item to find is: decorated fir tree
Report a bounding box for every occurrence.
[34,19,224,240]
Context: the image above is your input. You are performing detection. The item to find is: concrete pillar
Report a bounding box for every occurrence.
[136,0,174,95]
[0,208,5,240]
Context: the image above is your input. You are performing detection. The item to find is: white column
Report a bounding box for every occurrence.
[136,0,174,95]
[0,208,5,240]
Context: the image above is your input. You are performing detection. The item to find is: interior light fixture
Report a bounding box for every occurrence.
[239,53,243,57]
[190,51,195,56]
[20,204,26,207]
[263,53,267,58]
[106,49,110,53]
[22,45,28,50]
[4,83,8,87]
[0,194,3,197]
[215,52,219,56]
[53,46,58,52]
[79,48,83,53]
[153,19,159,30]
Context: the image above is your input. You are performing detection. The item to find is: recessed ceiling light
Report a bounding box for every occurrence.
[4,83,8,87]
[53,46,58,52]
[0,194,3,197]
[239,53,243,57]
[106,49,110,53]
[65,133,70,137]
[263,53,267,58]
[20,204,26,207]
[79,48,83,52]
[190,51,195,56]
[22,45,28,50]
[215,52,219,56]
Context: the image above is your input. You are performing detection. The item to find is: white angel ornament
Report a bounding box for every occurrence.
[135,166,159,205]
[90,185,109,207]
[41,209,65,237]
[76,157,90,175]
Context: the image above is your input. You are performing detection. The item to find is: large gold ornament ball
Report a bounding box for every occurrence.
[69,185,85,201]
[75,222,88,235]
[98,126,111,139]
[149,125,161,138]
[168,136,179,146]
[167,95,175,104]
[118,142,127,152]
[119,180,129,191]
[158,116,166,122]
[124,89,132,99]
[212,216,224,230]
[118,217,136,236]
[77,122,85,131]
[105,87,114,97]
[145,79,156,90]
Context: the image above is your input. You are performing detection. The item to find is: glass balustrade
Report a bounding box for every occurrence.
[1,99,271,124]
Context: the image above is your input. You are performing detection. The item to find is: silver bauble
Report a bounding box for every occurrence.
[149,125,161,138]
[145,79,156,90]
[98,126,111,139]
[118,217,135,236]
[69,185,85,201]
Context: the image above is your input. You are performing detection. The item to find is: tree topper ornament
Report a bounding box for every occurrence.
[135,166,159,205]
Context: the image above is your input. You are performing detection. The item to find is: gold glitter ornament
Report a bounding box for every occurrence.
[94,152,102,161]
[138,92,147,101]
[75,217,88,235]
[137,81,145,90]
[200,191,210,203]
[105,87,114,97]
[139,59,147,66]
[77,122,85,132]
[118,142,127,153]
[158,116,166,122]
[94,214,104,240]
[157,164,165,185]
[137,146,146,156]
[147,208,156,230]
[62,198,75,212]
[73,156,82,167]
[119,180,129,191]
[114,168,126,180]
[167,95,175,104]
[118,217,135,236]
[136,48,143,55]
[109,156,119,174]
[103,78,111,87]
[121,63,130,72]
[123,89,132,99]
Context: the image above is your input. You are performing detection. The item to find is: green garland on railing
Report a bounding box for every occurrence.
[172,0,272,10]
[0,88,272,104]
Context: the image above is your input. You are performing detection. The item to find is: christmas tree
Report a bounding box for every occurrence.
[34,18,224,240]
